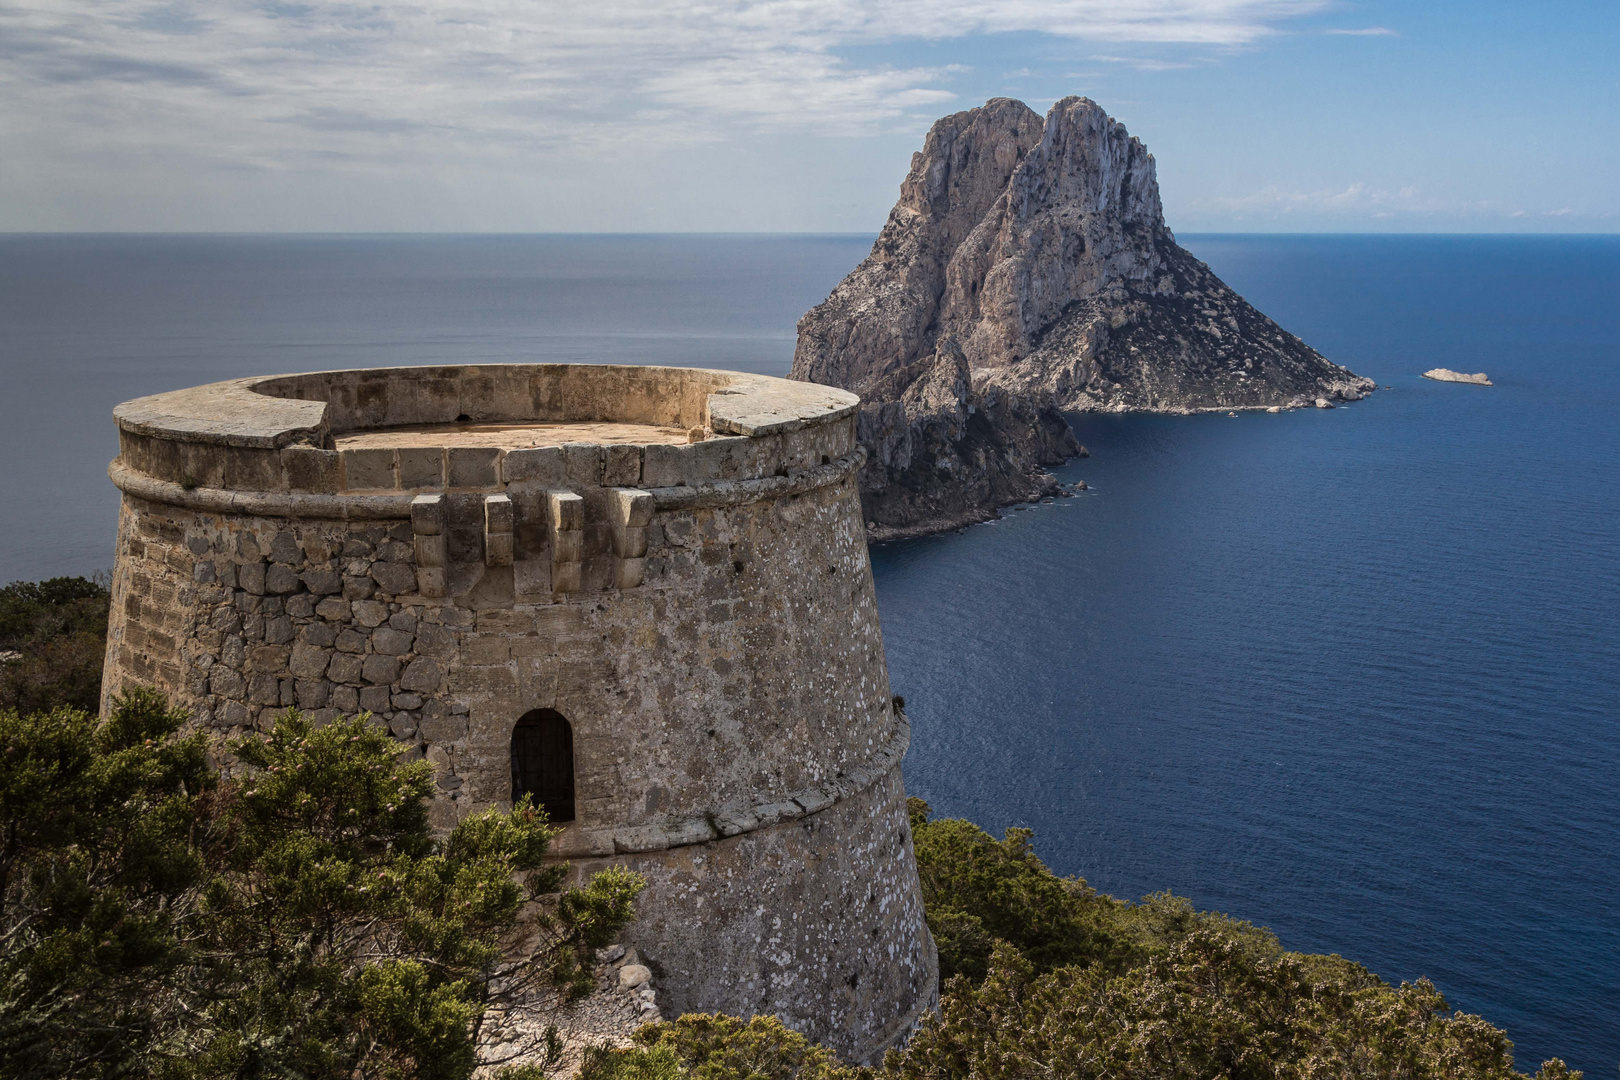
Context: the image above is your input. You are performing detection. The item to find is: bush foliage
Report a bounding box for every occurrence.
[0,694,643,1080]
[587,800,1578,1080]
[0,575,111,715]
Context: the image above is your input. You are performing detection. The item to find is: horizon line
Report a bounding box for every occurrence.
[2,229,1618,239]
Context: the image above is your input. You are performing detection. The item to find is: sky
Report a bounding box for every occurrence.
[1,0,1615,233]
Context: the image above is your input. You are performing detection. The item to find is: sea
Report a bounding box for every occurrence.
[2,233,1616,1073]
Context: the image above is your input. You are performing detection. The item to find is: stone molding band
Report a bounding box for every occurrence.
[108,460,415,520]
[557,711,909,859]
[107,448,866,521]
[646,446,865,511]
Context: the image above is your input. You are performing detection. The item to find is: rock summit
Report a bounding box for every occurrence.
[793,96,1374,538]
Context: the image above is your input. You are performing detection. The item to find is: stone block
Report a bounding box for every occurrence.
[372,627,414,656]
[447,447,500,488]
[300,534,333,564]
[794,789,835,815]
[285,593,315,618]
[238,561,266,596]
[270,532,303,564]
[209,668,244,698]
[248,674,280,706]
[613,826,669,853]
[665,819,717,846]
[399,656,441,693]
[342,575,376,600]
[613,557,647,590]
[297,621,337,647]
[415,567,446,597]
[359,685,391,713]
[640,443,691,487]
[411,493,444,534]
[552,530,583,563]
[264,615,294,644]
[484,494,513,568]
[613,525,648,559]
[361,653,402,685]
[248,645,289,673]
[335,628,368,653]
[604,444,643,486]
[371,561,415,596]
[398,448,444,490]
[283,447,340,493]
[502,446,565,485]
[611,488,655,529]
[328,653,364,684]
[341,448,396,490]
[546,491,584,531]
[753,801,801,827]
[301,567,343,595]
[295,679,330,709]
[265,563,301,595]
[417,710,467,744]
[376,539,412,562]
[463,636,510,666]
[315,597,350,621]
[415,534,446,570]
[331,684,359,713]
[563,443,602,486]
[289,643,331,680]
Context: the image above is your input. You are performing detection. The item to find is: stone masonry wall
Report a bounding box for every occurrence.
[101,365,938,1062]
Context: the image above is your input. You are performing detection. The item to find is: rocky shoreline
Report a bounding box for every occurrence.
[793,97,1373,540]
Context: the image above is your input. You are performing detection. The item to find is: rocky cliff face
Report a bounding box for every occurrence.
[793,96,1373,538]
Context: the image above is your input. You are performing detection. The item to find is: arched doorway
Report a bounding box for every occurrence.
[511,709,575,822]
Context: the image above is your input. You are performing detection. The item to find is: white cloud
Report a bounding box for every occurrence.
[1088,53,1198,70]
[0,0,1330,172]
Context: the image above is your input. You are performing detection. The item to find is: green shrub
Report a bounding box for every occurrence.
[907,798,1138,981]
[581,1015,852,1080]
[0,697,644,1080]
[0,575,111,715]
[610,805,1580,1080]
[893,802,1579,1080]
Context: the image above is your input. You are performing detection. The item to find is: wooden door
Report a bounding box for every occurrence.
[511,709,575,822]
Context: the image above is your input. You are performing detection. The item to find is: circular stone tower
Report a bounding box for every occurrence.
[101,364,937,1060]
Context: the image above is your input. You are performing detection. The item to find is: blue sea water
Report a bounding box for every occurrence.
[1,233,1616,1073]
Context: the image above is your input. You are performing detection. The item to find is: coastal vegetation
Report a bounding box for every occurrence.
[0,576,110,715]
[0,671,641,1078]
[0,577,1579,1079]
[583,804,1578,1080]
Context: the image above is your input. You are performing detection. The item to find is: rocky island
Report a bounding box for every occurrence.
[1425,368,1493,385]
[793,97,1375,539]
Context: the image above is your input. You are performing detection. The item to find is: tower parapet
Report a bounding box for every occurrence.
[103,364,937,1060]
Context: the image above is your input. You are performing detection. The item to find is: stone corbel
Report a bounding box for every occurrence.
[483,494,513,567]
[411,494,447,598]
[609,488,653,589]
[547,490,584,594]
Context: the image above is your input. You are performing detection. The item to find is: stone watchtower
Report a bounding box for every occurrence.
[101,364,937,1059]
